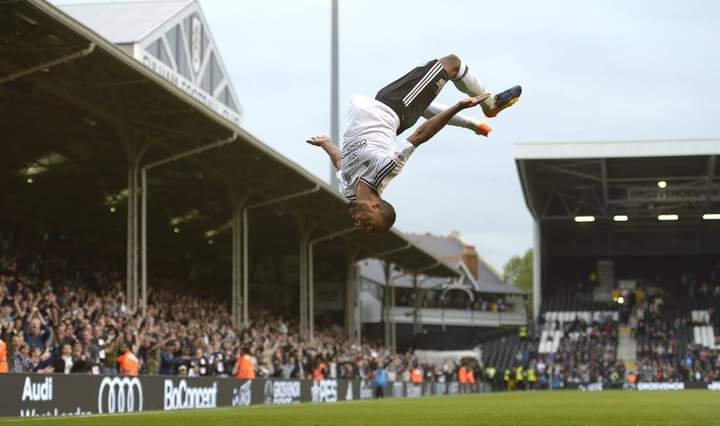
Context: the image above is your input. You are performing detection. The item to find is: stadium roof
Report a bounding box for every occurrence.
[360,259,524,295]
[359,233,525,295]
[406,233,522,294]
[514,139,720,222]
[58,0,190,44]
[0,0,459,277]
[514,139,720,161]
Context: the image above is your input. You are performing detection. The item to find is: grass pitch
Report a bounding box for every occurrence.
[4,390,720,425]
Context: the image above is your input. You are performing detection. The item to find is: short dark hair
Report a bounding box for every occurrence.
[379,200,396,232]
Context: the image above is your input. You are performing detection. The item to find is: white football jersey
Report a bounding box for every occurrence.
[337,95,415,200]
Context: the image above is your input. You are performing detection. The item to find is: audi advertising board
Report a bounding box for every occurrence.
[0,374,484,418]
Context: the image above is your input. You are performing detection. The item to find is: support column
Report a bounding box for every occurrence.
[412,274,421,335]
[132,164,139,311]
[140,167,148,315]
[390,281,397,351]
[231,202,245,327]
[533,219,542,321]
[355,262,363,345]
[298,221,311,340]
[308,238,315,341]
[125,156,142,313]
[126,165,136,311]
[241,206,250,326]
[344,248,359,343]
[231,207,238,327]
[382,261,394,353]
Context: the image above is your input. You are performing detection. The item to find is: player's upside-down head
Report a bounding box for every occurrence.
[347,198,396,233]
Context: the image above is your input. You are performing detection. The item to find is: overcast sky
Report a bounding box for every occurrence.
[52,0,720,270]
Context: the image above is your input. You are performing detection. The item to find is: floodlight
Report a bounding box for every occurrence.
[574,216,595,223]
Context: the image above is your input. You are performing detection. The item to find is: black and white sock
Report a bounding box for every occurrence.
[452,59,494,111]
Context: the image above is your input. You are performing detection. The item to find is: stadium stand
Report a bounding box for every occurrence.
[0,224,480,383]
[480,258,720,389]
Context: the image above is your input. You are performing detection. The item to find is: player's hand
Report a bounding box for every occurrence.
[456,94,491,110]
[306,135,331,147]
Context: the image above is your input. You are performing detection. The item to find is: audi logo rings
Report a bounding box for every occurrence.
[97,377,143,414]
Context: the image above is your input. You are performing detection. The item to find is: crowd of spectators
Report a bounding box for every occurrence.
[504,314,623,388]
[395,288,513,313]
[550,315,621,385]
[4,223,719,390]
[632,289,720,384]
[682,343,720,383]
[477,316,623,391]
[0,227,473,382]
[632,291,684,383]
[626,271,720,384]
[508,265,720,388]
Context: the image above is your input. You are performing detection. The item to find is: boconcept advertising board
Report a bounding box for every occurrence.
[1,374,484,418]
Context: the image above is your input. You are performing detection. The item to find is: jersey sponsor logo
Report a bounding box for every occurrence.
[340,139,367,172]
[98,377,143,414]
[341,139,367,160]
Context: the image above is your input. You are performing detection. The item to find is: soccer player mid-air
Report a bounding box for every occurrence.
[307,54,521,232]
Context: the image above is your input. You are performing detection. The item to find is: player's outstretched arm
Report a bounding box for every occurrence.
[407,94,489,147]
[306,135,342,170]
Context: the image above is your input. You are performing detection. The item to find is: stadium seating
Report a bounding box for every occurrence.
[538,330,562,354]
[481,333,528,371]
[693,326,717,349]
[691,310,719,349]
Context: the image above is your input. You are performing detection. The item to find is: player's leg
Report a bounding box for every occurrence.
[448,54,522,118]
[418,55,493,136]
[374,54,519,136]
[422,102,492,136]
